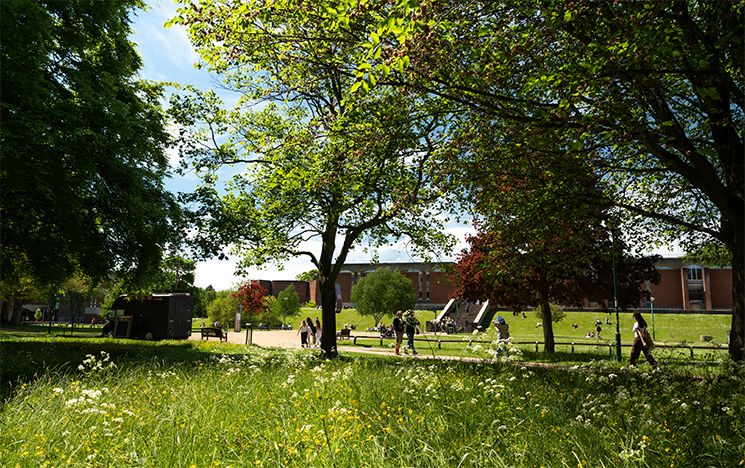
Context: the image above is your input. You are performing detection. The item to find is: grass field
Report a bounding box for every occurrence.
[296,308,732,363]
[4,309,732,365]
[0,337,742,467]
[294,308,732,346]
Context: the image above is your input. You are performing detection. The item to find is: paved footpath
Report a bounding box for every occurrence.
[188,329,630,372]
[189,329,494,364]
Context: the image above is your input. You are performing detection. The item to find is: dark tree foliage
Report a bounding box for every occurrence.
[451,151,659,352]
[361,0,744,359]
[0,0,180,288]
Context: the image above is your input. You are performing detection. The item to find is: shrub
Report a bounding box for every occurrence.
[534,303,566,323]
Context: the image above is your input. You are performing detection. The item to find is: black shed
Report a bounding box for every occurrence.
[110,293,193,340]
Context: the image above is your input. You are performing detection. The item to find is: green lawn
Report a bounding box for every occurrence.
[334,310,732,363]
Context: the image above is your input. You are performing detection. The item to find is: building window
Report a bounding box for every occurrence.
[687,266,702,281]
[688,289,704,302]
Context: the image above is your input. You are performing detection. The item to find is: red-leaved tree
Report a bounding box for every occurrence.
[231,280,268,318]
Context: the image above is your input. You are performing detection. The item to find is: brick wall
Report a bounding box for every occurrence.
[429,272,457,304]
[649,270,683,309]
[709,269,733,309]
[270,281,310,304]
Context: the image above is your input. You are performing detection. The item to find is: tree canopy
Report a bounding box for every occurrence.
[232,280,268,318]
[170,1,455,356]
[239,0,743,359]
[0,0,181,290]
[168,0,743,359]
[368,0,744,359]
[351,267,416,327]
[273,285,302,325]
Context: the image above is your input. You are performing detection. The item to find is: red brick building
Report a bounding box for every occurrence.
[648,258,733,311]
[307,262,456,309]
[299,258,733,312]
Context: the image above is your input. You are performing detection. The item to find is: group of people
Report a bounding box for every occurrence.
[392,310,420,355]
[495,312,657,368]
[292,308,658,369]
[297,316,322,348]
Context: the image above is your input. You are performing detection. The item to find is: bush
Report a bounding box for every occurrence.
[207,291,239,327]
[534,303,566,323]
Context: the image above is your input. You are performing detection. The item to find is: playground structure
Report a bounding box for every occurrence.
[430,299,496,333]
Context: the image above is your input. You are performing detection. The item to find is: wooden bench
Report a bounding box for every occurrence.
[201,327,227,342]
[337,328,351,340]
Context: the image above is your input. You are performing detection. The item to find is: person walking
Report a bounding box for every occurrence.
[630,312,658,369]
[393,311,405,355]
[298,320,309,348]
[493,316,510,356]
[306,316,317,346]
[404,310,419,355]
[595,319,603,340]
[315,317,322,346]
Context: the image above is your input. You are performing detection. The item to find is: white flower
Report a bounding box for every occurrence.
[81,389,102,400]
[53,387,64,394]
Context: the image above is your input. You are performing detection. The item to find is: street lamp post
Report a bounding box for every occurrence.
[649,296,656,341]
[609,229,622,362]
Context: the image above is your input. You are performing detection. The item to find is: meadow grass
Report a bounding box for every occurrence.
[1,337,743,467]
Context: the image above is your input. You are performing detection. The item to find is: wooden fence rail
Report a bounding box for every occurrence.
[348,335,733,359]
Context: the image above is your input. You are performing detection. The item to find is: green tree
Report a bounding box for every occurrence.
[192,285,217,318]
[352,0,744,360]
[351,268,416,327]
[273,286,301,325]
[137,256,197,293]
[0,0,181,290]
[206,290,238,328]
[296,270,319,282]
[253,0,743,358]
[169,4,454,357]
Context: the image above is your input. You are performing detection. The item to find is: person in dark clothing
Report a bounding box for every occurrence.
[306,316,317,346]
[393,311,405,355]
[404,310,420,355]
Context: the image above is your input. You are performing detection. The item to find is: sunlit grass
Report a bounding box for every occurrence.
[1,338,742,467]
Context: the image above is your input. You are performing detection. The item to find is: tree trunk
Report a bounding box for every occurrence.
[319,278,338,358]
[10,299,21,324]
[729,226,744,361]
[539,292,555,353]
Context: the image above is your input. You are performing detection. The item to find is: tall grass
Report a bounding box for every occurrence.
[1,338,742,467]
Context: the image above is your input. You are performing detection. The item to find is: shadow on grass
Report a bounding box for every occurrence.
[0,337,247,399]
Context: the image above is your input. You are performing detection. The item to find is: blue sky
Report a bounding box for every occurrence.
[129,1,472,290]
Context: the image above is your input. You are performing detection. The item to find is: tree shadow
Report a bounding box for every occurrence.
[0,338,228,399]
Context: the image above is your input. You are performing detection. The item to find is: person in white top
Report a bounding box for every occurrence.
[297,320,309,348]
[314,318,322,347]
[630,312,658,369]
